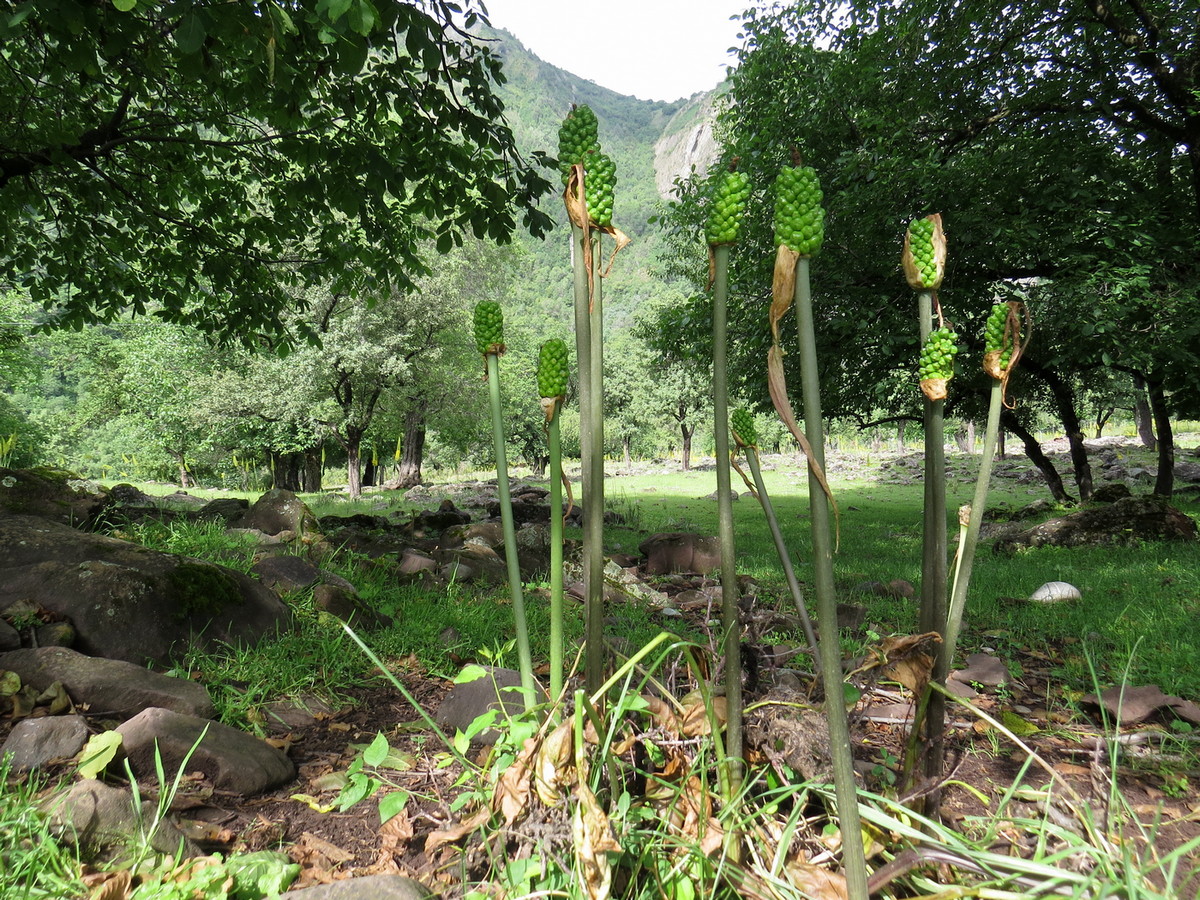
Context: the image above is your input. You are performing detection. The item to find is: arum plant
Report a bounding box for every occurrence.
[705,161,751,808]
[557,104,630,695]
[537,338,570,703]
[941,302,1029,684]
[902,213,953,799]
[730,408,819,659]
[766,152,868,900]
[474,300,536,712]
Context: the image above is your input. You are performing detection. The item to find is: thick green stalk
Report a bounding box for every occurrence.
[547,404,565,703]
[943,379,1004,669]
[794,257,869,899]
[917,289,948,797]
[711,244,743,799]
[586,237,606,696]
[486,352,535,711]
[744,448,819,658]
[570,222,605,695]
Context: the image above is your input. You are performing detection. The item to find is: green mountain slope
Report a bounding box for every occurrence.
[478,25,721,329]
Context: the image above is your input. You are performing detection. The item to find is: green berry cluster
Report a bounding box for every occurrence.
[919,325,959,381]
[557,105,600,184]
[773,165,825,256]
[908,217,939,288]
[537,339,569,399]
[583,151,616,227]
[473,300,504,355]
[985,303,1013,372]
[705,170,751,245]
[730,408,758,447]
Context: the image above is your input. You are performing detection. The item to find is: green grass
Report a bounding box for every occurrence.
[0,759,87,899]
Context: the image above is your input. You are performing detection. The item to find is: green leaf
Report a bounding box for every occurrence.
[112,0,137,11]
[378,790,409,824]
[362,732,390,767]
[78,731,123,779]
[174,11,206,54]
[453,664,488,684]
[225,851,301,900]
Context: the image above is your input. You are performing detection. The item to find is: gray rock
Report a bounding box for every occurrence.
[251,555,322,594]
[196,497,250,523]
[638,532,722,575]
[0,515,293,666]
[1,715,89,769]
[116,707,295,796]
[398,549,437,575]
[0,466,104,524]
[436,666,532,745]
[0,647,215,718]
[433,545,507,584]
[43,778,202,860]
[235,489,320,537]
[994,496,1197,553]
[282,875,432,900]
[313,582,389,630]
[0,617,19,651]
[260,695,335,733]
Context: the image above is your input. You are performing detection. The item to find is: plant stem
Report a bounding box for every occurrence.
[586,234,606,696]
[570,221,606,696]
[547,403,565,703]
[917,288,948,799]
[794,257,869,899]
[942,379,1003,669]
[486,352,535,711]
[711,243,744,803]
[744,447,820,658]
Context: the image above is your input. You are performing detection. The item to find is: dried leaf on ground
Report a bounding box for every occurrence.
[534,719,574,806]
[681,695,727,737]
[493,735,538,824]
[85,869,132,900]
[1082,684,1200,726]
[573,781,621,900]
[424,808,490,855]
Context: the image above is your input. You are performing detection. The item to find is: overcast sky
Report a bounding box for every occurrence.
[479,0,752,102]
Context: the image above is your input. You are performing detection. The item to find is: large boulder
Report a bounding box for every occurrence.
[0,515,292,665]
[639,532,722,575]
[994,495,1197,554]
[234,489,320,537]
[0,467,103,524]
[0,646,216,718]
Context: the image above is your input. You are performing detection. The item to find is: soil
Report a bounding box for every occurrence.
[12,633,1197,898]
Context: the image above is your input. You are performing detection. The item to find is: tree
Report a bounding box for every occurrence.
[655,0,1200,498]
[0,0,552,347]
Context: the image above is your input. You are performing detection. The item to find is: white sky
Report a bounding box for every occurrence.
[478,0,752,102]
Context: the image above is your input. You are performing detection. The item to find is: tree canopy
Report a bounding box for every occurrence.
[653,0,1198,497]
[0,0,553,347]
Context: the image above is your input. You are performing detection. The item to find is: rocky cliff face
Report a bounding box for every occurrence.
[652,91,722,199]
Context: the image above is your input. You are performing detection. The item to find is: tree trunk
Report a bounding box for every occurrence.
[345,428,364,499]
[1147,377,1175,497]
[954,420,976,453]
[271,451,302,491]
[680,423,695,472]
[997,429,1006,458]
[169,451,193,489]
[395,411,426,488]
[623,433,632,470]
[896,421,906,451]
[1133,373,1157,450]
[1024,360,1093,501]
[301,448,323,493]
[1001,410,1075,503]
[1094,406,1114,439]
[363,456,377,488]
